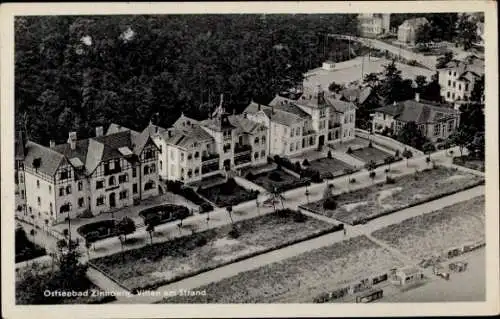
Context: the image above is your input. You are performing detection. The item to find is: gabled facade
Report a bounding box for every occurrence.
[438,56,484,103]
[245,86,356,157]
[358,13,391,38]
[397,17,429,44]
[19,125,159,225]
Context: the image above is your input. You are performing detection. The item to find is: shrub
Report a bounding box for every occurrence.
[347,147,353,154]
[195,236,208,247]
[78,209,94,219]
[386,176,396,184]
[323,197,337,210]
[369,171,376,180]
[245,172,255,180]
[302,159,310,166]
[17,205,22,212]
[368,141,373,148]
[301,168,322,183]
[293,211,308,223]
[349,178,357,183]
[327,151,332,159]
[228,227,240,239]
[394,150,400,158]
[200,203,214,213]
[294,162,302,172]
[269,171,283,182]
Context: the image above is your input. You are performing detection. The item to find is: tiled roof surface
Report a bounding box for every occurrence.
[228,115,267,134]
[373,100,459,124]
[24,141,66,176]
[244,102,305,126]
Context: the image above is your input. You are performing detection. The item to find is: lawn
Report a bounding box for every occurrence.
[350,146,392,165]
[197,178,258,207]
[159,235,403,303]
[302,166,484,225]
[248,168,309,193]
[453,156,485,172]
[371,196,485,261]
[308,157,354,179]
[90,210,341,291]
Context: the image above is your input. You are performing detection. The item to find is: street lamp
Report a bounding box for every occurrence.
[305,185,310,204]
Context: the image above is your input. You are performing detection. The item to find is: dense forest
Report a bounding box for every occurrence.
[15,14,361,145]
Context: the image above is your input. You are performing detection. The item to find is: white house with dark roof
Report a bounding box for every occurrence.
[371,93,461,142]
[397,17,430,44]
[20,124,159,225]
[154,105,269,184]
[244,86,356,157]
[438,55,484,103]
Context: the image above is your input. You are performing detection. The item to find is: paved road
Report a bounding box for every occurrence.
[109,185,484,304]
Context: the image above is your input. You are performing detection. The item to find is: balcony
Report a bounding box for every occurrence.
[234,143,252,155]
[302,129,316,137]
[202,161,219,174]
[202,153,220,165]
[234,153,252,166]
[328,122,342,129]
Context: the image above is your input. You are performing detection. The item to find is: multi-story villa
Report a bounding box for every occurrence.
[397,17,429,44]
[19,125,159,225]
[153,105,268,184]
[371,93,461,142]
[244,86,356,156]
[438,55,484,103]
[357,13,391,38]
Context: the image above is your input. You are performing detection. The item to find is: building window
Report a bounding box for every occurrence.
[290,144,294,152]
[223,143,231,153]
[109,176,115,186]
[181,153,185,162]
[448,71,451,76]
[144,149,154,160]
[96,180,104,189]
[453,81,456,88]
[133,183,138,194]
[254,137,260,144]
[59,187,64,196]
[66,185,72,194]
[119,190,128,200]
[50,203,53,214]
[36,180,40,188]
[447,92,450,98]
[452,93,455,99]
[290,128,294,137]
[262,136,266,145]
[48,185,51,193]
[260,150,265,158]
[78,197,84,208]
[21,190,25,199]
[434,123,441,136]
[132,167,137,178]
[194,168,199,176]
[159,145,162,154]
[458,84,462,90]
[159,160,162,170]
[296,141,300,150]
[37,197,41,206]
[60,169,70,180]
[194,151,199,158]
[144,181,155,191]
[96,196,105,206]
[254,152,259,159]
[320,109,326,118]
[119,174,128,184]
[448,120,454,132]
[465,83,469,91]
[453,71,456,77]
[448,80,451,86]
[187,153,192,161]
[78,181,83,191]
[144,165,149,175]
[150,163,156,173]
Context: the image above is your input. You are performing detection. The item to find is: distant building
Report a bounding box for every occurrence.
[19,125,159,225]
[322,60,336,71]
[397,17,429,44]
[476,22,484,47]
[438,55,484,103]
[339,86,374,107]
[371,93,461,142]
[358,13,391,38]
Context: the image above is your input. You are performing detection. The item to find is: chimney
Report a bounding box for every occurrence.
[258,103,261,111]
[168,130,172,138]
[95,126,103,137]
[68,132,77,150]
[415,92,420,102]
[49,140,55,148]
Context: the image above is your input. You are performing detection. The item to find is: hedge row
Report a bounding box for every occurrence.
[273,155,323,183]
[164,180,214,213]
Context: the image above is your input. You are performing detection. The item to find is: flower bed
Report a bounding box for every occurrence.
[138,204,191,225]
[372,196,485,261]
[159,235,403,303]
[77,220,119,241]
[90,210,340,291]
[197,178,258,207]
[453,156,485,172]
[165,180,214,212]
[247,169,310,193]
[301,167,484,225]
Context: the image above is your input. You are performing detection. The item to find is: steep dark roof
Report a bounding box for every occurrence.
[244,102,305,126]
[24,141,66,176]
[373,100,459,124]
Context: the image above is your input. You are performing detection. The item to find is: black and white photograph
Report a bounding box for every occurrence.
[1,1,498,318]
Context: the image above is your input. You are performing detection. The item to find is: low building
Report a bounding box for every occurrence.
[438,56,484,103]
[322,60,336,71]
[397,17,429,44]
[358,13,391,38]
[371,93,461,142]
[20,124,159,225]
[390,266,425,286]
[339,86,374,106]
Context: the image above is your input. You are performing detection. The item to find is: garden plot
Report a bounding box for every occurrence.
[372,196,485,261]
[160,235,403,303]
[453,156,485,172]
[308,157,354,178]
[90,210,338,291]
[350,146,392,165]
[302,167,484,225]
[247,168,309,193]
[197,178,258,207]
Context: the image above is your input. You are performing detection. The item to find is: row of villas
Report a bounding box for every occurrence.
[15,87,356,224]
